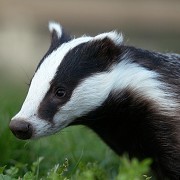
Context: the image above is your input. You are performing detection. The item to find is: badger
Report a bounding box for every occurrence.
[9,22,180,179]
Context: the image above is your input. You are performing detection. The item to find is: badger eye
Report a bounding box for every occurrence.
[55,88,66,98]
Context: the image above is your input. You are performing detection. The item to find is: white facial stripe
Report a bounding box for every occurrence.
[54,60,177,126]
[12,36,93,120]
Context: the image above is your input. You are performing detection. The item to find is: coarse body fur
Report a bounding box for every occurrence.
[9,22,180,179]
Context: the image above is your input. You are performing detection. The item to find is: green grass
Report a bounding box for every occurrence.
[0,81,154,179]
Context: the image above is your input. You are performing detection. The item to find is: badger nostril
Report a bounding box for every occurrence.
[9,119,33,140]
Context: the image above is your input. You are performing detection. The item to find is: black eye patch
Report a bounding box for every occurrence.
[38,100,58,122]
[37,87,70,122]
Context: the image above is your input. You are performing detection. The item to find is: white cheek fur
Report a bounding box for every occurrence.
[54,71,114,125]
[53,60,178,126]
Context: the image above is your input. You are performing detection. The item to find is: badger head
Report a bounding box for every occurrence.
[9,22,123,139]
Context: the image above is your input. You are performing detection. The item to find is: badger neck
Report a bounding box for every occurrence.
[72,60,177,159]
[70,50,178,159]
[76,89,161,158]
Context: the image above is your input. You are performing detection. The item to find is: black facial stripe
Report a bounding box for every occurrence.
[38,86,71,122]
[38,98,58,122]
[53,38,121,89]
[37,38,121,122]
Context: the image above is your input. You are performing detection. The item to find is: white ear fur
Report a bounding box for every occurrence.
[95,31,123,45]
[48,21,63,38]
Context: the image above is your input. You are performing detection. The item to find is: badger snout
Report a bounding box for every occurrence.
[9,119,33,140]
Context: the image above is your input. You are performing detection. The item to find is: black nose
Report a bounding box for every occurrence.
[9,120,33,140]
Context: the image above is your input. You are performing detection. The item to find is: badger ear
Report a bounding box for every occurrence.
[88,31,123,62]
[48,21,71,47]
[94,31,123,46]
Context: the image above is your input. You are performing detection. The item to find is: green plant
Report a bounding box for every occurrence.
[0,84,154,179]
[0,156,153,180]
[116,155,152,180]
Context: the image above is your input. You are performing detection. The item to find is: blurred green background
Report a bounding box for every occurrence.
[0,0,179,179]
[0,0,179,79]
